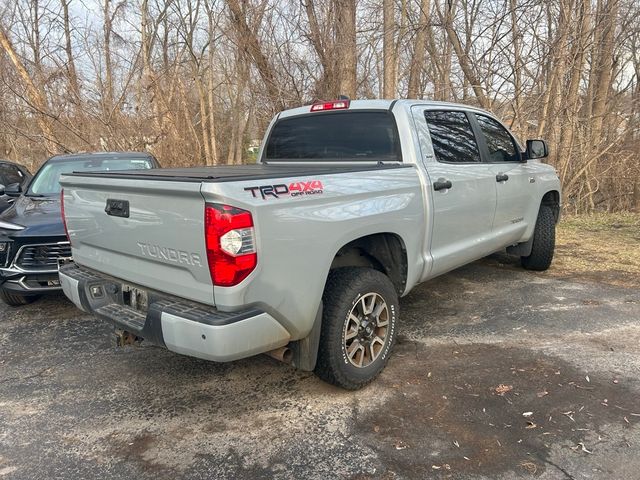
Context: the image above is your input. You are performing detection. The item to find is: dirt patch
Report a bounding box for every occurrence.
[552,213,640,288]
[107,432,162,472]
[354,340,639,478]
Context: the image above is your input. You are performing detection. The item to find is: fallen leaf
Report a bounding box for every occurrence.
[526,421,537,429]
[520,462,538,474]
[495,384,513,395]
[578,442,593,454]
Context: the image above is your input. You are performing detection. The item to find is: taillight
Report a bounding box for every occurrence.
[310,99,350,112]
[60,189,72,246]
[205,204,257,287]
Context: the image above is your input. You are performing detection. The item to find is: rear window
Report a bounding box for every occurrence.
[264,111,401,162]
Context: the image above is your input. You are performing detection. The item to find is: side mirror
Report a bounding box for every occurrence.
[526,139,548,160]
[5,183,22,198]
[0,185,5,196]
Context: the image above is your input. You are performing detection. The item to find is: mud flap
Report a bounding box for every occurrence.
[290,302,323,371]
[507,236,534,257]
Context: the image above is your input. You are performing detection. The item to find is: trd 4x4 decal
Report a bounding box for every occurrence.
[245,180,324,199]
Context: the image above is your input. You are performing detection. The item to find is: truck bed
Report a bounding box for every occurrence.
[66,163,410,183]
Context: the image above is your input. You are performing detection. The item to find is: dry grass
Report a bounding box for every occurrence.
[551,212,640,287]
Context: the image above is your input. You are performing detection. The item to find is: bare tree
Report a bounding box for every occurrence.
[0,0,637,211]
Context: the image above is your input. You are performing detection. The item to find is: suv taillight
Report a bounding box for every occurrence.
[60,189,72,245]
[205,204,257,287]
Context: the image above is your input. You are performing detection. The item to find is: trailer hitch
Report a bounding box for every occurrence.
[113,328,143,348]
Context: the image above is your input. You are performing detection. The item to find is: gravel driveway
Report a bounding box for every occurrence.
[1,254,639,479]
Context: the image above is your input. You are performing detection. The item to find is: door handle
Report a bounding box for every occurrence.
[433,179,453,191]
[496,173,509,182]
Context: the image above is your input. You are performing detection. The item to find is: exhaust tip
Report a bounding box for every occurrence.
[266,346,292,364]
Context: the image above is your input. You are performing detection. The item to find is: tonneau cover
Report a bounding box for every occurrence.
[65,163,409,183]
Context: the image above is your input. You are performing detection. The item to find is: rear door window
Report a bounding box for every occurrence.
[264,111,400,162]
[424,111,481,163]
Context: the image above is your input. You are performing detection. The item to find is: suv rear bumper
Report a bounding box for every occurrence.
[59,262,290,362]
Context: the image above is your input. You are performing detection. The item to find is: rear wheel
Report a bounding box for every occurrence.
[521,205,556,271]
[0,287,38,307]
[315,267,398,390]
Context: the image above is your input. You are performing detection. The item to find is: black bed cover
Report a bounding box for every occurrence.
[66,163,411,183]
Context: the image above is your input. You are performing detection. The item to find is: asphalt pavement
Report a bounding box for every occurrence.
[1,254,639,479]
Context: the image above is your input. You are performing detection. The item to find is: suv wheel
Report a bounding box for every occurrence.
[0,287,38,307]
[315,267,398,390]
[521,205,556,271]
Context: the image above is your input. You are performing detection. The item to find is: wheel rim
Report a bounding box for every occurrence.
[343,292,390,368]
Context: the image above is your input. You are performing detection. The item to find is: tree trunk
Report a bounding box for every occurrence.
[436,0,489,108]
[103,0,115,119]
[61,0,81,106]
[383,0,396,98]
[334,0,357,98]
[407,0,430,98]
[304,0,337,99]
[0,25,58,154]
[207,12,218,164]
[226,0,284,110]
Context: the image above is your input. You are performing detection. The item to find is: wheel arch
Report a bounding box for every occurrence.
[541,190,561,223]
[328,232,408,295]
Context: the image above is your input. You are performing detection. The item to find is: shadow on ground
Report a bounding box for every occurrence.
[1,256,639,479]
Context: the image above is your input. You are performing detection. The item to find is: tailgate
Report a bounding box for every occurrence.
[60,175,213,305]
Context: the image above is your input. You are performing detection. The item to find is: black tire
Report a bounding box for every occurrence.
[521,205,556,271]
[0,287,37,307]
[315,267,399,390]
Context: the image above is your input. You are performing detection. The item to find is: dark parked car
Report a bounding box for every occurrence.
[0,160,32,213]
[0,152,159,306]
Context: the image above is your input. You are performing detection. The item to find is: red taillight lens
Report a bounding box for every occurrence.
[60,189,72,245]
[205,204,257,287]
[310,100,350,112]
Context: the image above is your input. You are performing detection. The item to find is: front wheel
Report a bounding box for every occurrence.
[521,205,556,271]
[315,267,398,390]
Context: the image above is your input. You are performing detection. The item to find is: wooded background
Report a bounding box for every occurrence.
[0,0,638,212]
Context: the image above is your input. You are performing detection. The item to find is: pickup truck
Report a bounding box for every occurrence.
[59,99,561,389]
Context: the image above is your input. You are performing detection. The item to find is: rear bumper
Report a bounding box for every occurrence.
[59,263,290,362]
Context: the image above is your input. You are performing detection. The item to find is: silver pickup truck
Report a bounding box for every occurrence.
[59,99,561,389]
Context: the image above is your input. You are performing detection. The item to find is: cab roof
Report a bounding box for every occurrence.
[278,99,490,119]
